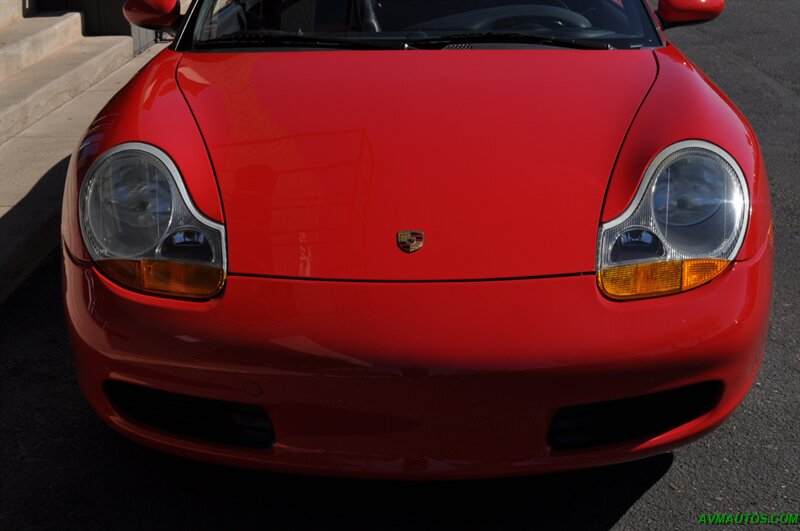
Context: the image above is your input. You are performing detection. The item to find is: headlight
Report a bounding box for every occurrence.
[80,143,226,299]
[597,140,749,300]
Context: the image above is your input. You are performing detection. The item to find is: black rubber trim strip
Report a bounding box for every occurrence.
[227,270,595,284]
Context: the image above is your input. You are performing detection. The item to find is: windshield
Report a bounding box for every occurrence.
[186,0,660,50]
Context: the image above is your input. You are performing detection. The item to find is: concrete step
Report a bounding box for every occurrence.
[0,0,22,29]
[0,35,132,144]
[0,43,168,304]
[0,12,84,81]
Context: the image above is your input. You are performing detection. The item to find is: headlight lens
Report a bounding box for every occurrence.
[597,141,749,300]
[84,152,174,257]
[80,144,226,299]
[651,149,745,255]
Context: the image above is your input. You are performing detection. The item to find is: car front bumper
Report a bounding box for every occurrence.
[63,237,772,479]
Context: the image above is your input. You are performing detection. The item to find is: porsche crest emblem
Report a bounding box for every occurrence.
[397,230,424,253]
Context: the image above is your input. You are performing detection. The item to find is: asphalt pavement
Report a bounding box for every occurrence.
[1,1,798,529]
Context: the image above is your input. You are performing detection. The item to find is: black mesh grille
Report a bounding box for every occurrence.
[548,381,724,451]
[104,380,275,449]
[443,43,473,50]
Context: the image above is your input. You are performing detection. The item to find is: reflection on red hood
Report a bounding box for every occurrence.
[177,49,656,280]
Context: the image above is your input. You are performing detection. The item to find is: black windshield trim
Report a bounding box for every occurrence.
[193,31,401,50]
[175,0,665,52]
[406,32,614,50]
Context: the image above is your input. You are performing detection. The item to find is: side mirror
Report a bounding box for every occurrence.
[657,0,725,28]
[123,0,181,32]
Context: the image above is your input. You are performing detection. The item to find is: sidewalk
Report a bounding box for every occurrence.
[0,43,167,304]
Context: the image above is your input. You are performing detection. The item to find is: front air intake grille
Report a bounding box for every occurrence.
[104,380,275,449]
[547,381,724,450]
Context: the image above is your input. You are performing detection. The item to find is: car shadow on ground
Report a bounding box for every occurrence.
[0,256,672,531]
[0,156,69,303]
[105,444,673,530]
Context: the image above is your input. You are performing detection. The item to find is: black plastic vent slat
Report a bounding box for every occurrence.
[547,381,724,450]
[443,43,473,50]
[104,381,275,449]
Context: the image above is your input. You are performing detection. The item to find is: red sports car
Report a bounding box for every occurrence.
[61,0,773,478]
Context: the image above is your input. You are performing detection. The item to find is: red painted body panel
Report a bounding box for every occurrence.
[123,0,180,30]
[657,0,724,25]
[61,20,774,477]
[64,229,771,478]
[601,45,770,262]
[176,50,656,280]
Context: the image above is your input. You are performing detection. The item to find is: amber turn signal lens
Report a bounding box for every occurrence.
[599,259,730,300]
[682,259,729,290]
[97,259,225,299]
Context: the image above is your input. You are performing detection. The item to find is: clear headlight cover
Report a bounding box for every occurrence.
[597,140,749,300]
[79,143,226,299]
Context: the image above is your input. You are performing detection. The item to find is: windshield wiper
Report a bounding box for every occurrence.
[194,31,397,50]
[406,32,613,50]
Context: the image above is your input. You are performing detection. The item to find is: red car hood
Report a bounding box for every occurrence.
[177,50,656,280]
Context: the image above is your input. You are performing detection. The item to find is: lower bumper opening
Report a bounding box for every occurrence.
[547,381,724,451]
[104,381,275,449]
